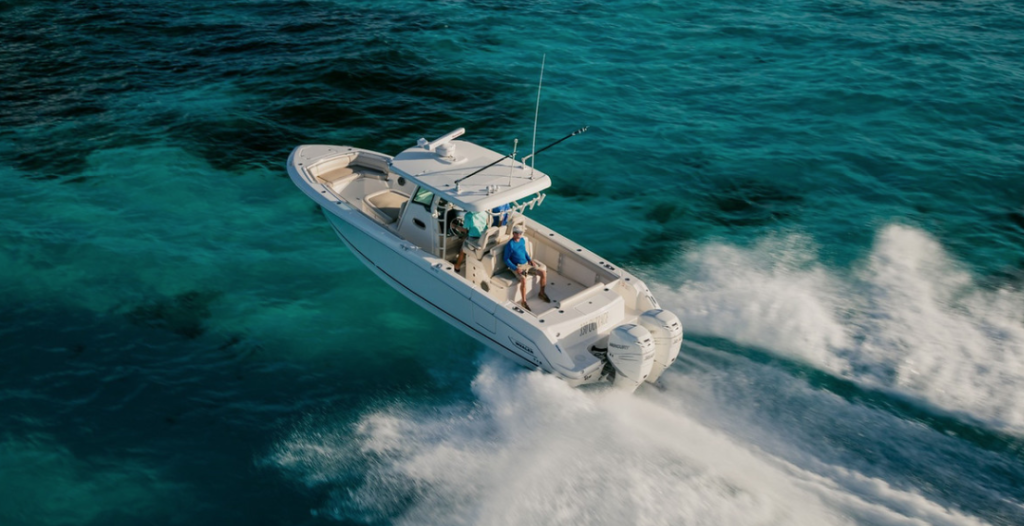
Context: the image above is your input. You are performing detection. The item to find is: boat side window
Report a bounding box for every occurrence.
[412,187,434,210]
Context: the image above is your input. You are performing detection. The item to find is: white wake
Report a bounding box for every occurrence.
[269,358,987,526]
[657,224,1024,435]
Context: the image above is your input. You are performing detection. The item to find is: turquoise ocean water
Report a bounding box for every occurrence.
[2,0,1024,524]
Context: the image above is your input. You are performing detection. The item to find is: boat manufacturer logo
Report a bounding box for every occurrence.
[578,312,608,337]
[508,336,535,355]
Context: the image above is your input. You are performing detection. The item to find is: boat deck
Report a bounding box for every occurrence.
[512,268,587,315]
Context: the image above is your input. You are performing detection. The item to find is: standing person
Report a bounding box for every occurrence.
[503,224,550,311]
[453,210,489,273]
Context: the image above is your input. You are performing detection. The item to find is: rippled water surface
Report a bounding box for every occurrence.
[2,1,1023,525]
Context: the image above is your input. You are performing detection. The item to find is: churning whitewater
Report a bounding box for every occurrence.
[659,224,1024,435]
[269,357,990,526]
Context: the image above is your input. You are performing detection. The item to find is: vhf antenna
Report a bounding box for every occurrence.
[508,138,518,187]
[530,54,545,178]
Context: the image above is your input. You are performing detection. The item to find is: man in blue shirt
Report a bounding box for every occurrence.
[503,224,550,311]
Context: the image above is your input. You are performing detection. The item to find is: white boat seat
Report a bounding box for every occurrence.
[353,152,390,175]
[310,152,390,191]
[464,215,524,259]
[315,166,355,186]
[366,190,409,223]
[489,269,519,292]
[464,225,505,259]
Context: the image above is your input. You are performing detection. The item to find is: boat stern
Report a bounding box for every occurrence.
[540,276,683,391]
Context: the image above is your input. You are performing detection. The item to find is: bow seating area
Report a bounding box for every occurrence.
[309,152,410,226]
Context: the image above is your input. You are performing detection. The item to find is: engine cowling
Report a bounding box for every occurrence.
[608,324,656,392]
[639,309,683,384]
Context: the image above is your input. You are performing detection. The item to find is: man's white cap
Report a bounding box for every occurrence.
[512,225,525,234]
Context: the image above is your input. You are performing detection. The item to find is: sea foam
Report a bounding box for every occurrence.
[657,224,1024,435]
[269,358,987,526]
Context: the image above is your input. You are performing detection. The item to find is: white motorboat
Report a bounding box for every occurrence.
[286,128,682,391]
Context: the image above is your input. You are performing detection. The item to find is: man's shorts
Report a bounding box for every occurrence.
[514,262,546,281]
[463,236,482,251]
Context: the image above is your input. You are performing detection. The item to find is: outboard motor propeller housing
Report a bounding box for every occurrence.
[639,309,683,384]
[608,324,656,392]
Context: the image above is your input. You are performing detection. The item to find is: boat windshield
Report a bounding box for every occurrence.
[412,187,434,210]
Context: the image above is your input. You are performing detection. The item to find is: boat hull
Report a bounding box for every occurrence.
[320,207,569,376]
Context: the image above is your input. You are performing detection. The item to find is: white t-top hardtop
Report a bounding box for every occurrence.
[390,140,551,212]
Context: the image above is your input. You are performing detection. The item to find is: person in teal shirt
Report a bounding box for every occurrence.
[465,210,489,238]
[453,210,489,273]
[503,224,550,311]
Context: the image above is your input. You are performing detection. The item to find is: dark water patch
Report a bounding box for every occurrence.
[271,97,370,130]
[126,290,222,339]
[2,0,511,177]
[144,101,297,172]
[0,302,338,526]
[549,177,601,199]
[215,334,245,353]
[189,48,506,169]
[0,6,180,174]
[707,178,802,227]
[11,145,92,178]
[680,151,712,172]
[627,227,698,267]
[276,21,323,34]
[1008,210,1024,232]
[629,239,681,267]
[0,8,142,103]
[184,32,288,59]
[20,172,60,182]
[275,11,349,35]
[646,202,680,225]
[7,120,151,179]
[314,63,496,113]
[0,70,116,126]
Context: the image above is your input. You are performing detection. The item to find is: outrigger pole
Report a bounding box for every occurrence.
[520,125,588,166]
[455,126,590,186]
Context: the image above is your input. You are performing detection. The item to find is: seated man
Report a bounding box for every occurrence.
[503,224,550,311]
[453,209,489,273]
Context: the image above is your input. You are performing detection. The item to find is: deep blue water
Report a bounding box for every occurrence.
[2,1,1024,525]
